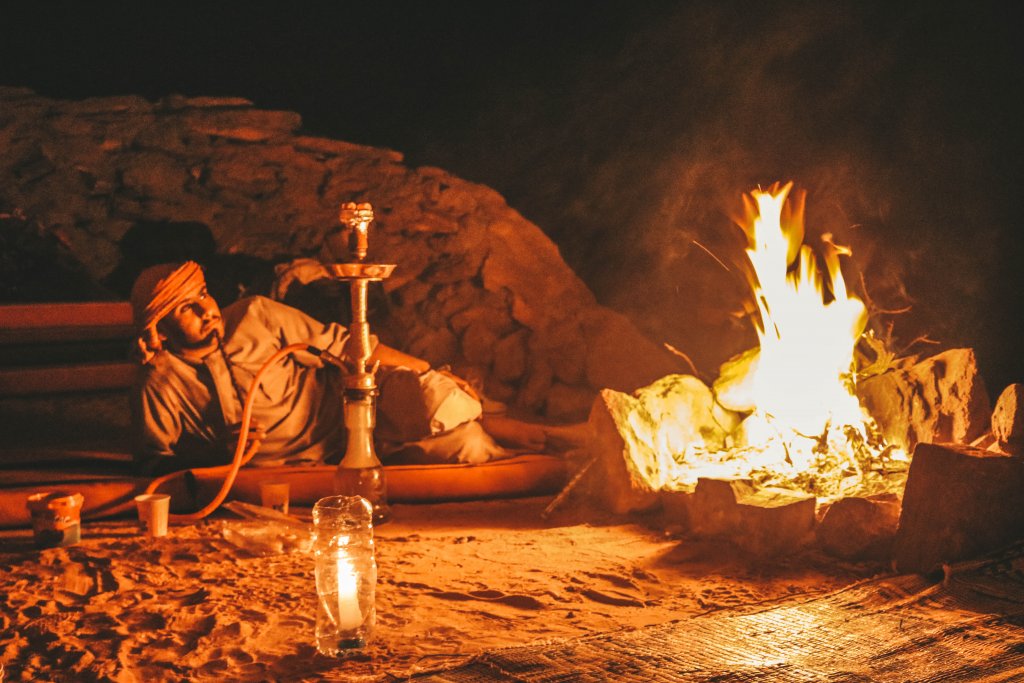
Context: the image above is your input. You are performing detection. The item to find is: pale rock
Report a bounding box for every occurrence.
[586,389,661,515]
[582,376,737,514]
[857,348,991,453]
[712,347,758,412]
[991,383,1024,454]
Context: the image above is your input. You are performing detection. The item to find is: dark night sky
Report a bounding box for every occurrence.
[2,1,1023,392]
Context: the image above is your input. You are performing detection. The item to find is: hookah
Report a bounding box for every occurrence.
[324,202,396,524]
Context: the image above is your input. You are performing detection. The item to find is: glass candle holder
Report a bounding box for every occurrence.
[313,495,377,656]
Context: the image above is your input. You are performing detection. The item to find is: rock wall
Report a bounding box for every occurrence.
[0,87,679,420]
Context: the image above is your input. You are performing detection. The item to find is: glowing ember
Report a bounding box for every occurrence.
[615,183,905,499]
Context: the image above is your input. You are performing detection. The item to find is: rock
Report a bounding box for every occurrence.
[481,216,596,330]
[0,88,682,418]
[582,376,740,516]
[181,96,253,108]
[517,357,554,413]
[293,135,402,162]
[816,494,901,561]
[689,478,816,557]
[205,153,282,196]
[893,442,1024,574]
[492,330,528,382]
[582,309,680,394]
[404,324,459,368]
[585,389,661,515]
[660,489,696,532]
[119,151,190,198]
[857,348,991,453]
[545,382,596,422]
[460,320,500,366]
[991,383,1024,455]
[183,108,303,141]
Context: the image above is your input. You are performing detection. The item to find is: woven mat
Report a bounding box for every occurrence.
[409,543,1024,682]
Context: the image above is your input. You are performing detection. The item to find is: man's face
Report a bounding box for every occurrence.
[157,284,225,358]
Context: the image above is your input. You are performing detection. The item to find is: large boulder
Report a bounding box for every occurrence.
[0,88,680,420]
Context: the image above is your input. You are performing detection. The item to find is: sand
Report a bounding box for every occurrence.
[0,496,885,682]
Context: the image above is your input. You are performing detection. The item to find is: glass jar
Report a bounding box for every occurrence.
[312,495,377,656]
[334,393,390,524]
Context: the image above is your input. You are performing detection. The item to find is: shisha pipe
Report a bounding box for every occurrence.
[325,202,396,524]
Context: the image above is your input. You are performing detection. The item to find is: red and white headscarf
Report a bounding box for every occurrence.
[130,261,207,365]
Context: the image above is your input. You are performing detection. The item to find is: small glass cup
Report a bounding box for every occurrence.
[312,495,377,656]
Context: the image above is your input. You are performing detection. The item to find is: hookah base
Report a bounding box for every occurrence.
[333,466,391,524]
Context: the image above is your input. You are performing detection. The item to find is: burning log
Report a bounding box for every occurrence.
[856,348,990,454]
[893,442,1024,573]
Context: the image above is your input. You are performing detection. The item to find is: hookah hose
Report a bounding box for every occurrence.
[145,342,340,523]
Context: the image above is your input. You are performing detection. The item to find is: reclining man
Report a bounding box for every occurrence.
[130,260,559,476]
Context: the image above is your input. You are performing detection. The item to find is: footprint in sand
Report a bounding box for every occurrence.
[565,571,648,608]
[697,584,761,609]
[579,588,646,608]
[120,609,167,631]
[428,589,546,610]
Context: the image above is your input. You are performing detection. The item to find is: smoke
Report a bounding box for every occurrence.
[419,1,1021,391]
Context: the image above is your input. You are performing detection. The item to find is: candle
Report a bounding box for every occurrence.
[335,552,363,631]
[313,494,376,656]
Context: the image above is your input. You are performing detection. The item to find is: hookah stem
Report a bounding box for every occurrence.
[146,342,315,523]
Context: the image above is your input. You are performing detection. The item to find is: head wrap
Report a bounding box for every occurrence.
[130,261,207,365]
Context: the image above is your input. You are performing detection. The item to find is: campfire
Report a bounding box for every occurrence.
[601,182,906,502]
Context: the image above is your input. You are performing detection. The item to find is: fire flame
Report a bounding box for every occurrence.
[617,183,904,499]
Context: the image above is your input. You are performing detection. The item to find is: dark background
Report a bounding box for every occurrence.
[2,1,1022,394]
